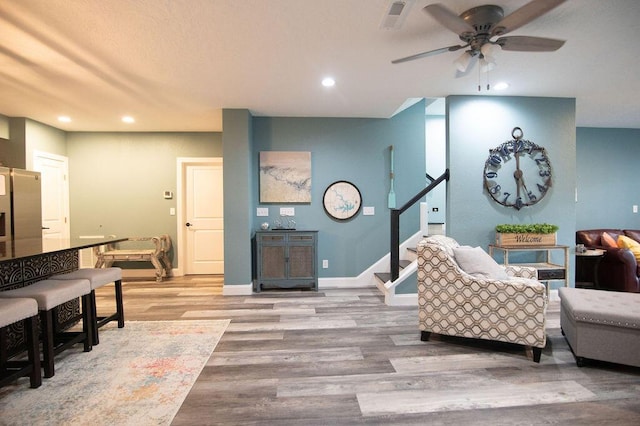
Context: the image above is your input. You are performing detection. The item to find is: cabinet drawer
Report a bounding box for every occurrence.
[289,234,315,242]
[538,268,565,280]
[259,234,285,242]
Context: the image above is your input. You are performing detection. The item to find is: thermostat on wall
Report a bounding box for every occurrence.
[163,191,173,199]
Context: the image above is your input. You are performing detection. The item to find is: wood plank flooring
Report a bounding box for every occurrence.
[95,276,640,425]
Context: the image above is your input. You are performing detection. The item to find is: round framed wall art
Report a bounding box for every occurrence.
[322,180,362,220]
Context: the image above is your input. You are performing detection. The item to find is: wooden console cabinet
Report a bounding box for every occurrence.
[253,230,318,292]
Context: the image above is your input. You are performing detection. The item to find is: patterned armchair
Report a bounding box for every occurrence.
[417,235,547,362]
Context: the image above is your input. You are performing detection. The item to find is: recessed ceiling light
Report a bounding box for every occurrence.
[494,82,509,91]
[321,77,335,87]
[122,116,135,123]
[58,116,71,123]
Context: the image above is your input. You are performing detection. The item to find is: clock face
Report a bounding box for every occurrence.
[483,138,552,210]
[323,181,362,220]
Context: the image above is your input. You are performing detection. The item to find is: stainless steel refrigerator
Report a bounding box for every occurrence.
[0,167,43,243]
[11,168,43,240]
[0,167,10,256]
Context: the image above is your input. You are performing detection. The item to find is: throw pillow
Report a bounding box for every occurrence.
[600,232,618,248]
[453,246,509,280]
[617,235,640,261]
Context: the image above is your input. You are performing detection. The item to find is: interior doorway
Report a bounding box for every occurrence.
[177,157,224,275]
[33,150,70,250]
[425,97,446,234]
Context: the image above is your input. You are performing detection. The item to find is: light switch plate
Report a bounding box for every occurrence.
[257,207,269,217]
[280,207,295,216]
[363,206,375,216]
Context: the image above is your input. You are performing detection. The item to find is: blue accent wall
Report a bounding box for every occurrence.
[447,96,577,289]
[248,101,426,278]
[576,127,640,230]
[222,109,254,286]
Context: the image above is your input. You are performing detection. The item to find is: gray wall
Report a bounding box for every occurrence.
[0,118,66,169]
[447,95,577,289]
[67,131,222,266]
[25,119,67,168]
[249,101,426,278]
[576,127,640,230]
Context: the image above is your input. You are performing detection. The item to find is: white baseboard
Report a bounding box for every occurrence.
[120,269,174,280]
[319,277,373,289]
[386,292,418,306]
[223,283,253,295]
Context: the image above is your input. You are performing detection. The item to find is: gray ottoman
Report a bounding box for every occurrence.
[559,287,640,367]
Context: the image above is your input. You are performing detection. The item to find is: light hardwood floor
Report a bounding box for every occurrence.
[95,276,640,425]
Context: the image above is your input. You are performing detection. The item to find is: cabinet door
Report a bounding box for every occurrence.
[261,245,286,279]
[258,234,286,279]
[288,234,315,279]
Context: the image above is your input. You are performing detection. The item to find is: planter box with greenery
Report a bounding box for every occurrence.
[495,223,559,246]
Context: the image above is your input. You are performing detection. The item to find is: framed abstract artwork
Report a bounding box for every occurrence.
[322,180,362,220]
[259,151,312,203]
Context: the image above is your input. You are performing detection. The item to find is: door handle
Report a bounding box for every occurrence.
[185,222,192,227]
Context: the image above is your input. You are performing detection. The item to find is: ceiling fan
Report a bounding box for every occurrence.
[391,0,566,74]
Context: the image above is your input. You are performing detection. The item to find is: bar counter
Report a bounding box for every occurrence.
[0,237,128,291]
[0,236,127,355]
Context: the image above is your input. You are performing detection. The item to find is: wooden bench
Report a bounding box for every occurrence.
[94,235,172,282]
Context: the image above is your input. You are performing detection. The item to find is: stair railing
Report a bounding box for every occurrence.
[390,169,449,281]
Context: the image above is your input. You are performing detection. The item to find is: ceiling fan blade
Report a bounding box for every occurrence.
[492,0,565,36]
[497,36,565,52]
[424,4,475,36]
[391,45,464,64]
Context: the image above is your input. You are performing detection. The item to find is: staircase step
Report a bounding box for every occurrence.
[374,260,413,283]
[399,259,411,269]
[374,272,391,283]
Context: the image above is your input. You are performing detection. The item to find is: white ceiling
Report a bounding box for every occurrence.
[0,0,638,132]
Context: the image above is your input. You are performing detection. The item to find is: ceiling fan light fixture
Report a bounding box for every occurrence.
[479,55,496,72]
[454,51,473,72]
[480,42,496,57]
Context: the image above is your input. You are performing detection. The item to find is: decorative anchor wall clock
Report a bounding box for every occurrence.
[483,127,552,210]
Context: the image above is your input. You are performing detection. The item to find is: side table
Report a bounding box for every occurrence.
[575,249,606,289]
[488,244,570,297]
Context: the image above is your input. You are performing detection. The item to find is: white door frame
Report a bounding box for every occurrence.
[33,150,70,241]
[176,157,222,276]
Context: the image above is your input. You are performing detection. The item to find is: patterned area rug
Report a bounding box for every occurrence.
[0,320,229,425]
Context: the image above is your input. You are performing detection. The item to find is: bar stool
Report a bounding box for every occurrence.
[51,267,124,345]
[0,298,41,388]
[0,279,93,378]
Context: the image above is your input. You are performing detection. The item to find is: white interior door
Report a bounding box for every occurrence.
[184,160,224,274]
[33,151,70,251]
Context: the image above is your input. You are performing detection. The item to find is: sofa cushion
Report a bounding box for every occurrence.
[624,230,640,243]
[617,235,640,262]
[601,232,618,248]
[453,246,509,280]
